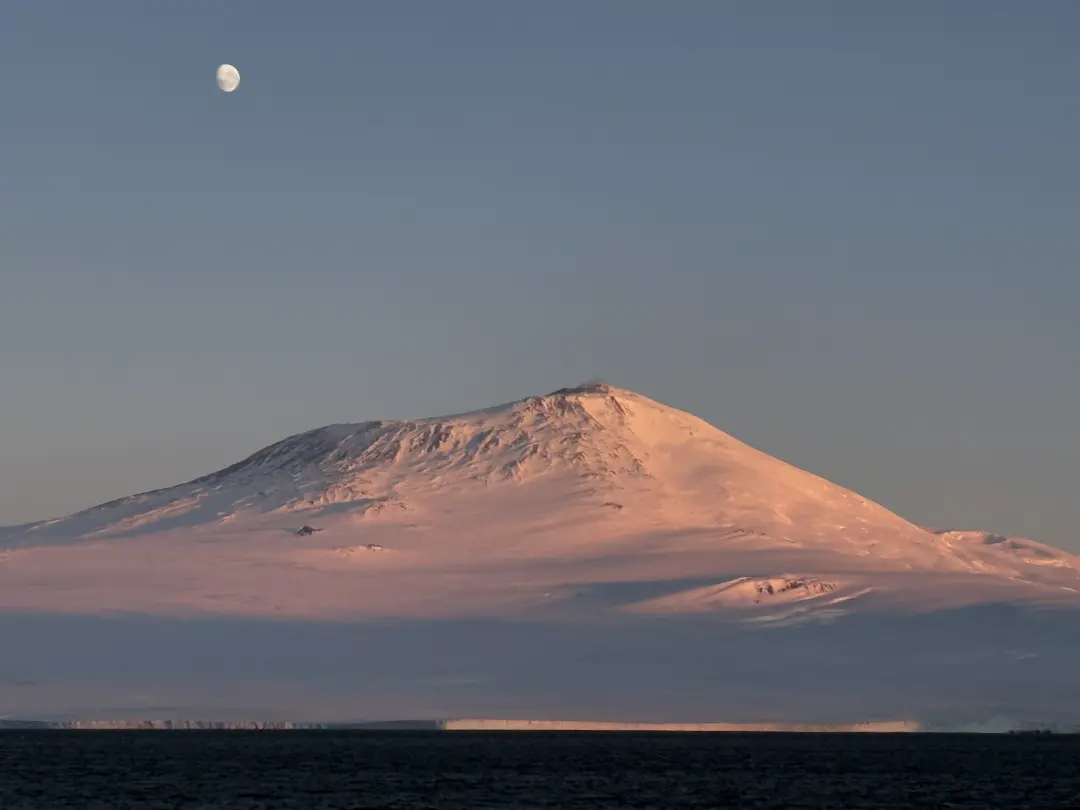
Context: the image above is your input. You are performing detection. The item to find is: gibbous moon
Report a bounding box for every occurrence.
[216,64,240,93]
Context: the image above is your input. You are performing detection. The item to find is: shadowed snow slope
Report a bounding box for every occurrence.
[2,383,1079,724]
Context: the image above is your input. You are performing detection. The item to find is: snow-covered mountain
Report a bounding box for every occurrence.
[2,383,1078,725]
[2,382,1076,621]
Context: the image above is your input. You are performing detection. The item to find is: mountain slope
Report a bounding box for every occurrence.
[1,382,1077,622]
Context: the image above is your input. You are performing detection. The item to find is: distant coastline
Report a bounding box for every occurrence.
[1,718,1065,733]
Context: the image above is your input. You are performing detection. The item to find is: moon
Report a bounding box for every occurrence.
[216,64,240,93]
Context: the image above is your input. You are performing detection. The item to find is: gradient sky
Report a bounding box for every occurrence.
[1,1,1077,550]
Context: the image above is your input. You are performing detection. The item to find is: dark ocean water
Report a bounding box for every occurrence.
[2,731,1079,809]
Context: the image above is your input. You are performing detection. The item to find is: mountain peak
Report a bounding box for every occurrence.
[547,381,617,396]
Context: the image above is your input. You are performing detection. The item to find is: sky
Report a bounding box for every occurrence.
[1,1,1077,550]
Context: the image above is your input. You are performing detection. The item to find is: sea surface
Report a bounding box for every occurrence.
[2,731,1079,808]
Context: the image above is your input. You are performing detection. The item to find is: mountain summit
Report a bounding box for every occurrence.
[1,383,1077,621]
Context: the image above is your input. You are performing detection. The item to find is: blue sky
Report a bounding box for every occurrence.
[1,1,1077,549]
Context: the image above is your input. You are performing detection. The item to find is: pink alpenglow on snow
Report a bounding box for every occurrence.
[1,382,1076,622]
[3,383,1080,727]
